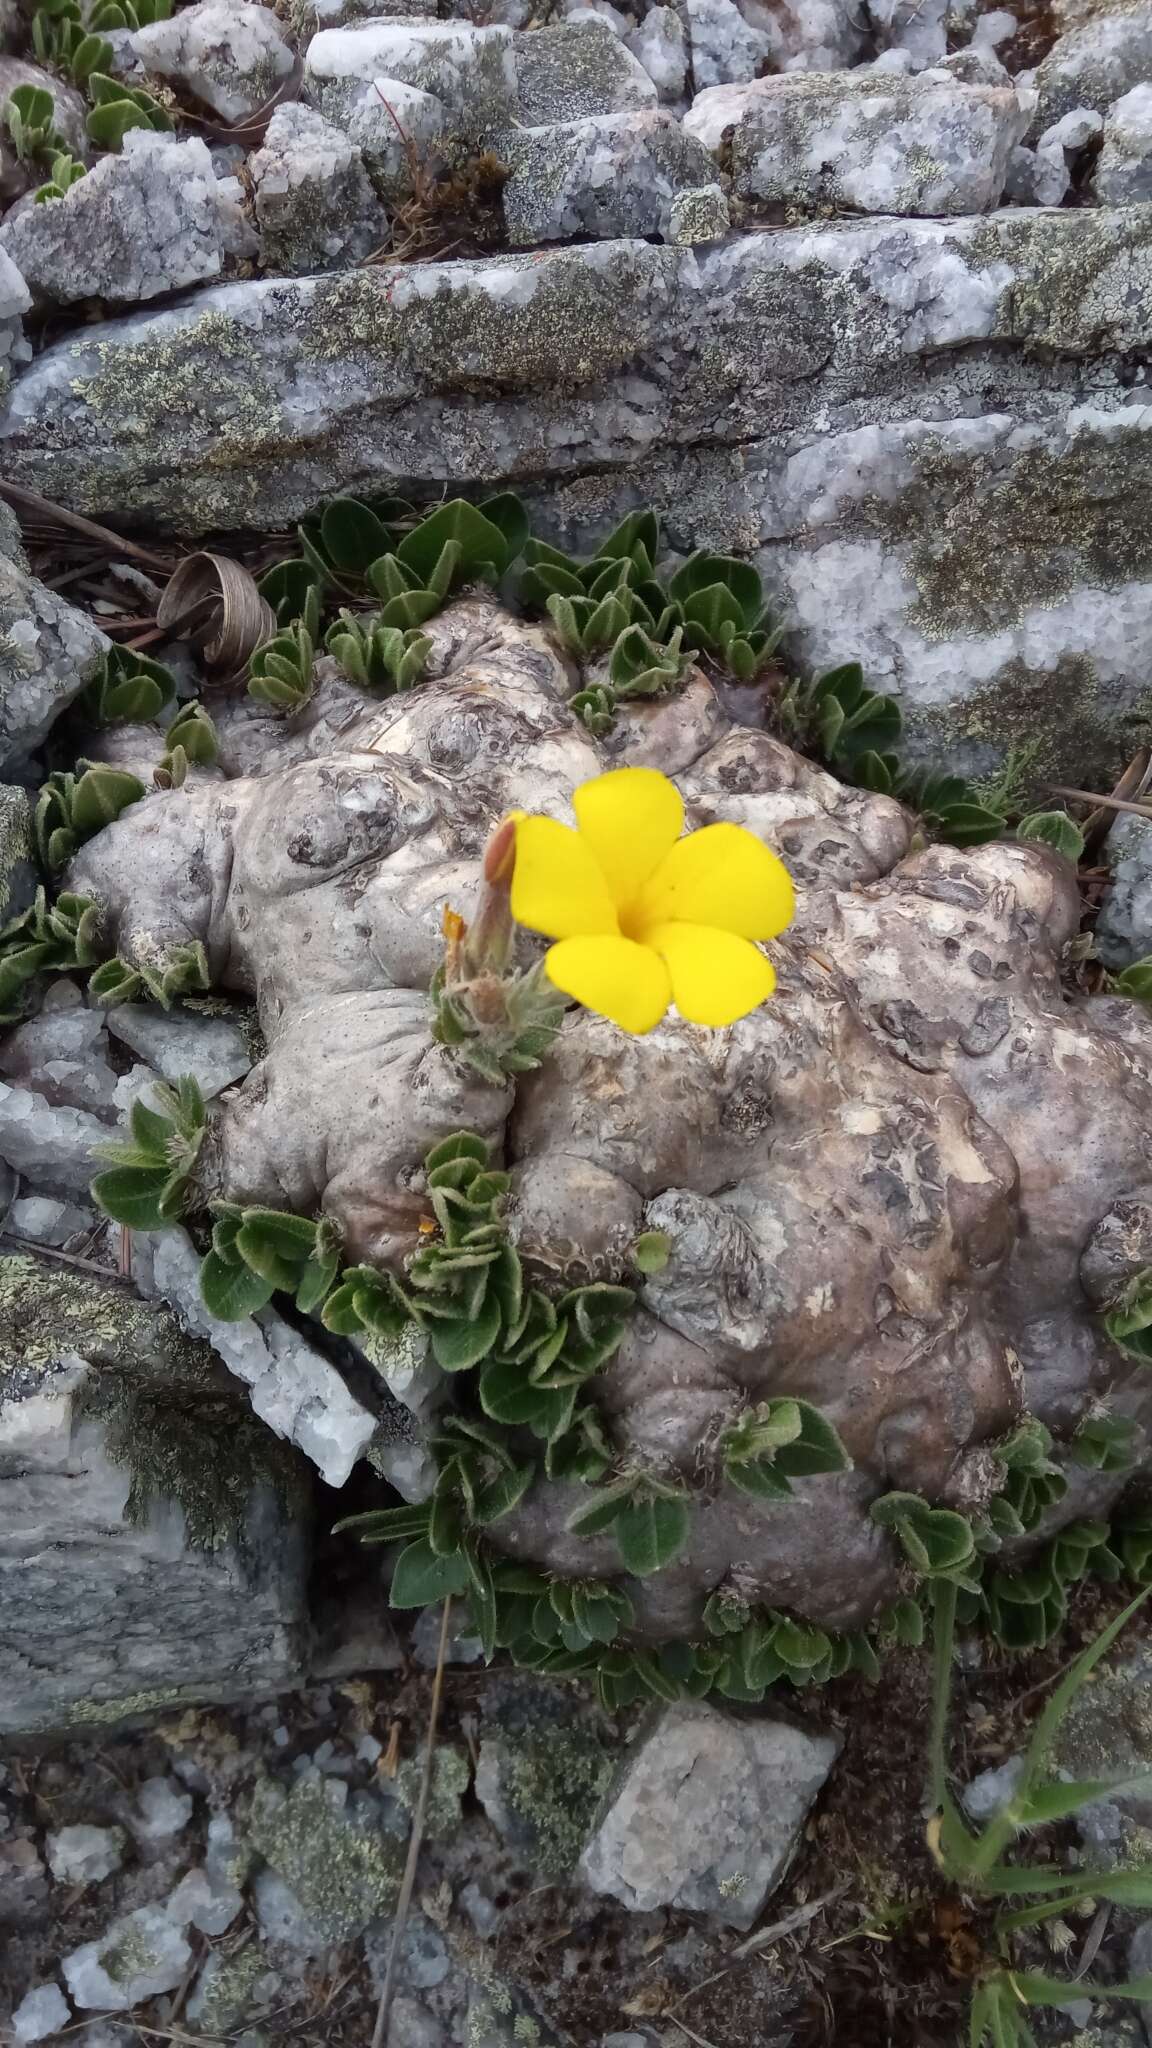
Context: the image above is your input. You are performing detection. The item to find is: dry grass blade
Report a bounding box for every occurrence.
[1078,749,1152,857]
[157,552,276,680]
[1048,784,1152,823]
[371,1596,453,2048]
[0,481,174,572]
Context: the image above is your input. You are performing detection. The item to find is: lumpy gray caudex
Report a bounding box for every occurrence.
[71,595,1152,1638]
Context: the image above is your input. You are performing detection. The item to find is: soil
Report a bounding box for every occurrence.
[3,1575,1149,2048]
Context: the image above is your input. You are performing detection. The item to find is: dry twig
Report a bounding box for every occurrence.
[371,1596,453,2048]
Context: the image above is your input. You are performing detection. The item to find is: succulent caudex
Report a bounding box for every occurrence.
[68,593,1152,1659]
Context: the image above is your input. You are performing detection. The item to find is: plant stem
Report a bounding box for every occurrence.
[370,1596,452,2048]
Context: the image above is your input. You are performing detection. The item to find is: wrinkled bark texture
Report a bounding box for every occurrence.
[68,600,1152,1636]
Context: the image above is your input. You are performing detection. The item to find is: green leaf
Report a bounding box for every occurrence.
[389,1537,470,1608]
[565,1481,636,1538]
[1014,1769,1152,1825]
[614,1490,690,1576]
[1112,956,1152,1003]
[425,1131,489,1173]
[631,1229,671,1275]
[333,1502,432,1542]
[397,499,507,587]
[199,1249,276,1321]
[90,1164,173,1229]
[1016,811,1084,863]
[473,1461,535,1525]
[428,1290,502,1372]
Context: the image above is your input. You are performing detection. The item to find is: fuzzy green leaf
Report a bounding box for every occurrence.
[614,1490,690,1576]
[389,1537,470,1608]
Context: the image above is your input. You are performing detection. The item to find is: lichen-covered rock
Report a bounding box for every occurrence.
[62,599,1152,1638]
[246,1774,404,1940]
[1096,813,1152,968]
[514,16,656,122]
[0,532,108,771]
[304,18,517,151]
[249,101,388,274]
[868,0,949,62]
[698,72,1028,215]
[63,1902,191,2011]
[475,1675,616,1878]
[578,1700,840,1925]
[0,1252,310,1735]
[0,131,227,309]
[1092,78,1152,197]
[499,109,722,246]
[130,0,295,121]
[1034,0,1152,126]
[11,214,1152,786]
[0,781,35,921]
[105,999,253,1098]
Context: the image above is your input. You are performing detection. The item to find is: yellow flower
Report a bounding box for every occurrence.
[510,766,795,1034]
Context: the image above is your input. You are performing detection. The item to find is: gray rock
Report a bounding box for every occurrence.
[0,57,89,160]
[578,1701,840,1927]
[132,1225,377,1487]
[0,245,29,397]
[46,1824,127,1884]
[0,782,35,922]
[0,130,226,309]
[1093,79,1152,199]
[249,102,388,274]
[0,553,108,771]
[1097,813,1152,968]
[11,1983,72,2044]
[961,1755,1025,1822]
[681,0,775,89]
[2,1005,125,1117]
[251,1865,332,1954]
[1035,1,1152,126]
[8,1195,97,1245]
[384,1998,446,2048]
[499,108,721,246]
[165,1863,244,1935]
[1008,103,1102,202]
[130,0,295,122]
[870,0,949,62]
[63,1903,191,2011]
[130,1775,194,1845]
[698,72,1028,215]
[930,43,1012,85]
[305,19,516,154]
[515,17,656,122]
[625,5,687,101]
[601,2036,651,2048]
[0,1082,109,1193]
[0,1250,309,1737]
[105,1001,252,1098]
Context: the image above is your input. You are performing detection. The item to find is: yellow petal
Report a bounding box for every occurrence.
[635,822,795,941]
[572,767,684,905]
[647,921,776,1027]
[511,816,619,940]
[545,935,671,1035]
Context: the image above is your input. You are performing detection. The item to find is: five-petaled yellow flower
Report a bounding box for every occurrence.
[510,766,795,1034]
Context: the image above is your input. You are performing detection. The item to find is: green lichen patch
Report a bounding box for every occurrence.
[193,1942,272,2034]
[394,1744,471,1839]
[860,423,1152,642]
[245,1775,404,1941]
[970,206,1152,355]
[907,651,1149,800]
[479,1677,615,1879]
